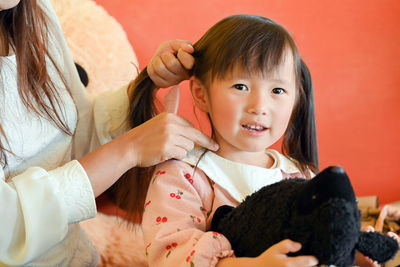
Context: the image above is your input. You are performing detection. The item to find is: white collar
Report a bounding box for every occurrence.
[182,147,300,202]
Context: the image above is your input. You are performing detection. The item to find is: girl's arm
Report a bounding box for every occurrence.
[142,160,234,267]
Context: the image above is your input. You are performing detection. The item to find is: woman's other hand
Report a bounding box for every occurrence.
[148,40,195,88]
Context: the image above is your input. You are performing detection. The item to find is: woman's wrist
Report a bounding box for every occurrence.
[78,131,139,197]
[116,129,140,170]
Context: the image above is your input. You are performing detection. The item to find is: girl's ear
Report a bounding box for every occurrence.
[190,77,209,113]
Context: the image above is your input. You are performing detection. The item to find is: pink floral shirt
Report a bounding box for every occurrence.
[142,148,303,267]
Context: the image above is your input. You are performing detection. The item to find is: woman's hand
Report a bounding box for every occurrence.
[126,112,217,167]
[148,39,195,88]
[126,85,217,167]
[80,111,217,197]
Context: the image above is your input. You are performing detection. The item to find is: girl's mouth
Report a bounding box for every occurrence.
[241,124,268,132]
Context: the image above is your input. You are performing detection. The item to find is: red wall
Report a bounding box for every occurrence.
[95,0,400,204]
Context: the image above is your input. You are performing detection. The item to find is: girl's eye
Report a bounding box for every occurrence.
[233,84,248,91]
[272,88,285,94]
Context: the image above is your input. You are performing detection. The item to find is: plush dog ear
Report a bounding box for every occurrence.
[356,231,399,264]
[211,205,234,232]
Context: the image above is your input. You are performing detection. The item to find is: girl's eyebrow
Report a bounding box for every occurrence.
[230,71,291,84]
[269,78,289,84]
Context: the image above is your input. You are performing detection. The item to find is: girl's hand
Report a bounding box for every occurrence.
[254,239,318,267]
[217,239,318,267]
[148,40,195,88]
[356,226,380,267]
[356,226,400,267]
[356,252,380,267]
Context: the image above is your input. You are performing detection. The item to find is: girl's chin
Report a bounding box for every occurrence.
[218,145,269,154]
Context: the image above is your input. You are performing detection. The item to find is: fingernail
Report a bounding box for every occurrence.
[293,242,302,250]
[310,257,318,265]
[186,43,194,52]
[212,142,219,151]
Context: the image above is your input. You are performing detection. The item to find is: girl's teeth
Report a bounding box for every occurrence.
[245,124,264,130]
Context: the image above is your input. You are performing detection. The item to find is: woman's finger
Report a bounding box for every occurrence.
[148,58,168,88]
[179,124,218,151]
[165,39,194,54]
[177,48,195,70]
[148,56,176,87]
[174,135,195,152]
[160,52,186,75]
[164,145,188,161]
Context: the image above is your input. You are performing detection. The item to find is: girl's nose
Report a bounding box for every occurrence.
[247,93,268,116]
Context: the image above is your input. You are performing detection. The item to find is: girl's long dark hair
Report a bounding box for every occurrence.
[0,0,72,167]
[110,14,319,222]
[283,59,319,174]
[107,68,158,222]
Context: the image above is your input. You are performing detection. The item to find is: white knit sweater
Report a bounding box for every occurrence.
[0,0,131,265]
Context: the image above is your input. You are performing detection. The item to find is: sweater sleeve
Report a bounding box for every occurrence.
[92,84,130,144]
[0,160,96,265]
[142,160,234,267]
[41,0,132,160]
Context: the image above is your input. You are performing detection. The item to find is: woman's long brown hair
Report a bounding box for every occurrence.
[110,14,319,223]
[0,0,72,167]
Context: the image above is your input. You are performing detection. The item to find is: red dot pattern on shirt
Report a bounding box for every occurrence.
[186,250,196,263]
[170,190,183,199]
[156,216,168,224]
[184,172,194,184]
[147,168,222,265]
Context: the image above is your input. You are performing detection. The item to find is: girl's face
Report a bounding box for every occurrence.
[191,49,297,165]
[0,0,20,10]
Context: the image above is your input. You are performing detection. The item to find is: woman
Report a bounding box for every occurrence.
[0,0,216,265]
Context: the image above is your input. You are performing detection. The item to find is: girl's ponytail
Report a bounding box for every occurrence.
[128,67,158,129]
[283,59,319,175]
[299,59,319,170]
[107,67,158,223]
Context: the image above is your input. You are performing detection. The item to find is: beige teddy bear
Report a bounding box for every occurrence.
[50,0,138,95]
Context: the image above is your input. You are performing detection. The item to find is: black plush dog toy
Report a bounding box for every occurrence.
[211,166,399,266]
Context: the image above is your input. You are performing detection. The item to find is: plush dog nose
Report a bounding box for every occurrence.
[328,166,345,174]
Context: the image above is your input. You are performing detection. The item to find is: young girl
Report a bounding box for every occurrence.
[0,0,217,265]
[117,14,320,266]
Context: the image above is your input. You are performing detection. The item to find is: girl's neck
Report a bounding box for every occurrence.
[215,146,275,168]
